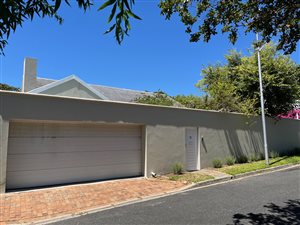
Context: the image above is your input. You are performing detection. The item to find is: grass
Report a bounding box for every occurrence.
[169,173,214,183]
[219,156,300,175]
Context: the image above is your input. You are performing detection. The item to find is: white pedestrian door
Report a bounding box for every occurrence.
[185,128,198,171]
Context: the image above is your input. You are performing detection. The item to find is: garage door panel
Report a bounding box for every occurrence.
[9,122,141,138]
[7,122,143,190]
[6,163,142,189]
[7,151,142,171]
[8,137,141,154]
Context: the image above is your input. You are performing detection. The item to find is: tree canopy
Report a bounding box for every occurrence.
[160,0,300,54]
[0,83,20,91]
[135,91,178,107]
[135,43,300,118]
[0,0,299,54]
[197,43,300,117]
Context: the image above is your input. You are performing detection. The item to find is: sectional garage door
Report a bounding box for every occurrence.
[7,121,142,190]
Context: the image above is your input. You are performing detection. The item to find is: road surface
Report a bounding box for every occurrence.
[51,166,300,225]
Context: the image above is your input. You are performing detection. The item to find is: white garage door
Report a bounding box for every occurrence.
[7,121,142,190]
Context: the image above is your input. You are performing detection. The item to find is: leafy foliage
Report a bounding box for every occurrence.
[270,151,280,158]
[212,159,223,168]
[236,155,249,164]
[159,0,300,54]
[0,83,20,91]
[99,0,141,44]
[225,156,236,166]
[135,90,176,106]
[174,95,217,110]
[249,153,264,162]
[197,43,300,117]
[0,0,140,54]
[1,0,299,55]
[172,162,183,175]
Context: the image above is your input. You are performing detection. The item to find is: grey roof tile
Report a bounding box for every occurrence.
[36,78,152,102]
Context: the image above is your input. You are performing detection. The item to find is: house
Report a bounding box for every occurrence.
[22,58,153,102]
[0,58,299,193]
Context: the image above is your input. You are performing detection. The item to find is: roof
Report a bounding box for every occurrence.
[29,75,109,100]
[91,84,152,102]
[33,76,153,102]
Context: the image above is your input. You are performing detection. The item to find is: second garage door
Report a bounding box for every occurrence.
[7,121,143,190]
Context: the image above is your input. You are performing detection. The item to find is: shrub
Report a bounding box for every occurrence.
[212,159,223,168]
[258,152,265,160]
[225,156,236,166]
[249,154,258,162]
[249,153,264,162]
[172,163,183,174]
[270,151,279,158]
[236,155,249,164]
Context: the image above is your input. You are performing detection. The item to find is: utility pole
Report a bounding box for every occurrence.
[256,33,269,165]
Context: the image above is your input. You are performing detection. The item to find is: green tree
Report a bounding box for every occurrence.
[174,95,217,110]
[135,90,177,107]
[0,83,20,91]
[197,43,300,117]
[0,0,299,54]
[160,0,300,54]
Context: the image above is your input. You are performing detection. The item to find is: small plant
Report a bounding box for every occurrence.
[249,153,264,162]
[249,154,257,162]
[236,155,249,164]
[172,163,183,174]
[258,152,265,160]
[212,159,223,168]
[225,156,236,166]
[270,151,279,158]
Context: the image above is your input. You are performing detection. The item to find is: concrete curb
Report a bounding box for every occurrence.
[187,163,300,191]
[231,163,300,179]
[28,163,300,225]
[187,176,232,189]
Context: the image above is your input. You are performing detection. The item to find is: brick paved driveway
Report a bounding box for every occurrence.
[0,178,187,225]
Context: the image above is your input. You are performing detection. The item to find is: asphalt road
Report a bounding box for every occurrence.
[51,167,300,225]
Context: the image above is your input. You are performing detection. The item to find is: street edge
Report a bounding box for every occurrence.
[26,163,299,225]
[189,162,300,189]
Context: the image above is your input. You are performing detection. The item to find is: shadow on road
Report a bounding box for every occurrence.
[230,199,300,225]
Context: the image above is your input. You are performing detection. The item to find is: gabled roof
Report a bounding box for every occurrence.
[91,84,152,102]
[29,75,109,100]
[33,77,153,102]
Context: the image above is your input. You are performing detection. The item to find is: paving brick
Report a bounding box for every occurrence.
[0,178,186,224]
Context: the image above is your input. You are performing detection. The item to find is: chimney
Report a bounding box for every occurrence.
[22,58,37,92]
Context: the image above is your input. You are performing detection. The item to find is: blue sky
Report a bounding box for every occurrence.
[1,1,299,96]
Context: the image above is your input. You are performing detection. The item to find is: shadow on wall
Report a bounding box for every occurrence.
[200,115,299,168]
[224,129,263,158]
[222,117,263,158]
[230,199,300,225]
